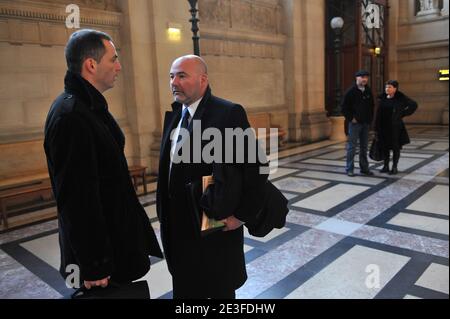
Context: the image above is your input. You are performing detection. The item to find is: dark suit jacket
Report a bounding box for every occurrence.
[156,87,268,293]
[341,84,375,125]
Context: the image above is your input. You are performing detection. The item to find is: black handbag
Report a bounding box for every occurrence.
[71,280,150,299]
[369,137,384,162]
[245,181,289,237]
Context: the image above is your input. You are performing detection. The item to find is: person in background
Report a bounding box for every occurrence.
[341,70,375,177]
[376,80,418,175]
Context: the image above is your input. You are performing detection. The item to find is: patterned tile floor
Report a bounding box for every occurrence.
[0,125,448,299]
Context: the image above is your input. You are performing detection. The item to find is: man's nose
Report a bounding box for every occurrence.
[171,76,179,87]
[116,61,122,72]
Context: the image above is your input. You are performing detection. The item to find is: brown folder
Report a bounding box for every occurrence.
[201,175,226,233]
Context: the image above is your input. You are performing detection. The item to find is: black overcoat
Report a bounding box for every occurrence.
[156,87,268,294]
[44,71,162,283]
[376,91,418,150]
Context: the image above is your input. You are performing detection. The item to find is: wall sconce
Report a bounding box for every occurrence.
[370,47,381,56]
[167,23,182,42]
[439,69,449,81]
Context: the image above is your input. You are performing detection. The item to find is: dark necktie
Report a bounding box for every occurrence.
[169,108,190,188]
[177,107,191,143]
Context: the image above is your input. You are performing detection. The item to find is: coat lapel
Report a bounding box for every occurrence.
[161,87,212,160]
[178,87,212,149]
[160,104,182,162]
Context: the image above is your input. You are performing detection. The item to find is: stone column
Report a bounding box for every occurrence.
[442,107,449,125]
[442,0,449,16]
[283,0,331,143]
[388,0,400,81]
[398,0,410,23]
[118,0,162,174]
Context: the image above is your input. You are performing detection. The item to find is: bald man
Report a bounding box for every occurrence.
[156,55,268,298]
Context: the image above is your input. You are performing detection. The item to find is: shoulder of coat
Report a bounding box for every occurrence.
[54,92,76,108]
[395,91,406,99]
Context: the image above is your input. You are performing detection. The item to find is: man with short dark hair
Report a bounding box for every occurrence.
[44,29,162,291]
[341,70,375,177]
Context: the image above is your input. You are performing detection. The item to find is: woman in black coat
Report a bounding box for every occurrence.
[376,80,418,175]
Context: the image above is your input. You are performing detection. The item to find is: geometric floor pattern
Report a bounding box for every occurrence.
[0,125,448,299]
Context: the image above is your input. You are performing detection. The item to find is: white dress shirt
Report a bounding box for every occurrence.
[169,97,202,179]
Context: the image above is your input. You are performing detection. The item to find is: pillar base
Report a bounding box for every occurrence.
[442,107,449,125]
[149,131,162,175]
[329,116,347,141]
[288,112,331,143]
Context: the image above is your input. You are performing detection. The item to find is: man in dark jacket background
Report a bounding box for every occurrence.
[341,70,375,177]
[44,29,162,291]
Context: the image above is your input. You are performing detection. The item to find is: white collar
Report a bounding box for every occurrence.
[183,97,203,119]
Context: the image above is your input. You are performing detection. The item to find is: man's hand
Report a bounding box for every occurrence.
[84,276,110,289]
[222,216,245,232]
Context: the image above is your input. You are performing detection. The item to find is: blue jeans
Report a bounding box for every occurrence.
[346,122,370,173]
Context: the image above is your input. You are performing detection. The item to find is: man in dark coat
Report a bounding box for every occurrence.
[341,70,375,177]
[44,29,162,291]
[156,55,268,299]
[376,80,418,175]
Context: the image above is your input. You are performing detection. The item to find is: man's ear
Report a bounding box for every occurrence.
[200,73,208,86]
[82,58,97,75]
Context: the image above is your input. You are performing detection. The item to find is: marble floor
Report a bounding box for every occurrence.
[0,125,448,299]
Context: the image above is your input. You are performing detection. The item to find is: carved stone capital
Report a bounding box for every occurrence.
[417,0,441,17]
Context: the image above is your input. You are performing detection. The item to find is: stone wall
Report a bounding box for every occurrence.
[198,0,288,132]
[0,0,127,179]
[0,0,333,180]
[5,0,446,180]
[390,0,449,124]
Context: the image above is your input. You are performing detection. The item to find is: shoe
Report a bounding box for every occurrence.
[347,171,355,177]
[361,170,374,176]
[380,166,389,173]
[389,167,398,175]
